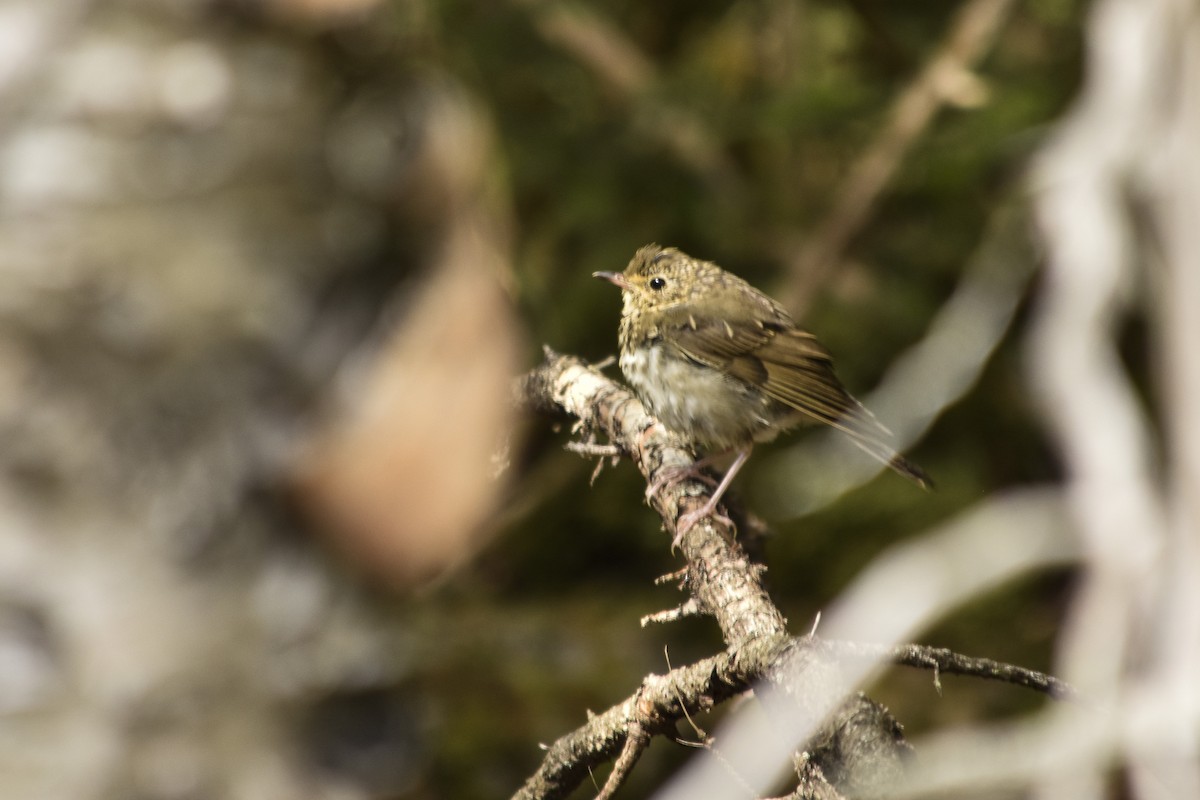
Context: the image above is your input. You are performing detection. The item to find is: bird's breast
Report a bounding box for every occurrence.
[618,342,786,453]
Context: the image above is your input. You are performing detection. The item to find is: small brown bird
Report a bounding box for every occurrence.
[595,244,930,540]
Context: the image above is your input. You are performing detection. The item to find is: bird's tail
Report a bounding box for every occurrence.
[835,402,934,490]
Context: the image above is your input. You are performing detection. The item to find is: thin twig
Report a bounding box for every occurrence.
[780,0,1017,312]
[641,598,702,626]
[654,567,689,586]
[595,722,651,800]
[510,650,751,800]
[564,441,622,459]
[827,640,1076,700]
[518,1,746,192]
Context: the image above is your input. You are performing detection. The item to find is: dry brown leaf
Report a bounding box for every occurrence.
[295,89,521,586]
[297,225,521,585]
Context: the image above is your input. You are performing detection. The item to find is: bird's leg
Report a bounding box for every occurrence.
[672,446,752,548]
[645,452,722,501]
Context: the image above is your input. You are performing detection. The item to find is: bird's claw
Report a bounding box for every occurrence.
[671,502,734,550]
[646,463,717,502]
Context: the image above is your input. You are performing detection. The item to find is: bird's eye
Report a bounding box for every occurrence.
[649,277,667,291]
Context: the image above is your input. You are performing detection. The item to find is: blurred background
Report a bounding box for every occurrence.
[3,0,1180,798]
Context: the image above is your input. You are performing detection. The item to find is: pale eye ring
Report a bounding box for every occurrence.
[648,277,667,291]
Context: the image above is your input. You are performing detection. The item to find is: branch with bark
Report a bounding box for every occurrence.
[513,349,1072,799]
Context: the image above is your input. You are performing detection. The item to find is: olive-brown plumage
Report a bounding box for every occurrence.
[595,244,929,538]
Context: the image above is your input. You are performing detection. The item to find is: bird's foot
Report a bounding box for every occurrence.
[645,462,717,502]
[646,447,727,501]
[671,500,734,550]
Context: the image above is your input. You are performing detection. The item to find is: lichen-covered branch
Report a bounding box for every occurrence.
[511,651,753,800]
[516,355,907,796]
[517,350,904,797]
[517,347,787,646]
[515,349,1068,799]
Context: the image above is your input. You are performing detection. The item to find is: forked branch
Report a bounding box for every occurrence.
[513,349,1072,799]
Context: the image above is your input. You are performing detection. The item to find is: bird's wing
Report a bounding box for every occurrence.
[661,310,850,423]
[664,312,932,489]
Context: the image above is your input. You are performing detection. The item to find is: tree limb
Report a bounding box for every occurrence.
[514,349,1073,799]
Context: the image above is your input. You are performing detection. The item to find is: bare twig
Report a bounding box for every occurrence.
[517,1,746,193]
[510,651,751,800]
[595,721,651,800]
[827,640,1075,700]
[641,598,703,626]
[654,567,689,586]
[892,643,1073,700]
[564,441,622,459]
[780,0,1017,312]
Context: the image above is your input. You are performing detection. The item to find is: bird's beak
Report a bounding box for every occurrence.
[593,271,632,290]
